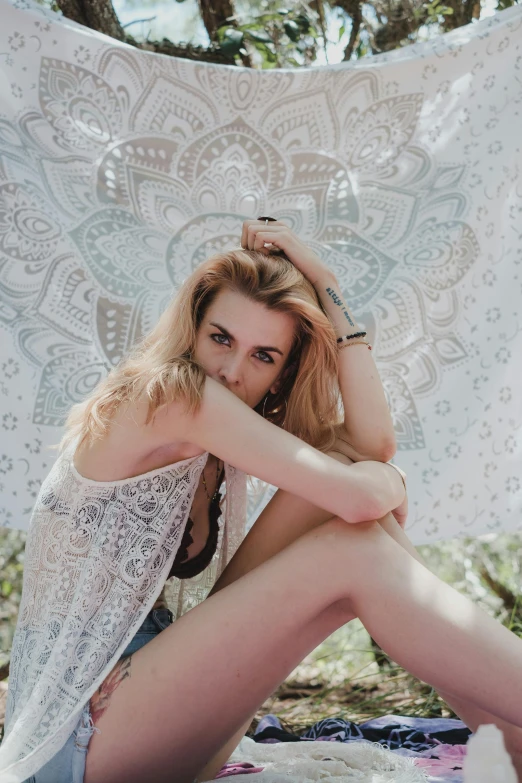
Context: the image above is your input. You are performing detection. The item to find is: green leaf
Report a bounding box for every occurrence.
[218,28,244,56]
[254,12,283,22]
[237,21,262,30]
[284,20,301,42]
[252,41,278,63]
[1,580,12,597]
[277,8,290,15]
[355,40,368,58]
[294,13,311,32]
[338,24,346,41]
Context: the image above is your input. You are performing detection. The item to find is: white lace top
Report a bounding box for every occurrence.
[0,436,248,783]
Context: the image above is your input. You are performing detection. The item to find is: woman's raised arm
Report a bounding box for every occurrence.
[157,375,405,524]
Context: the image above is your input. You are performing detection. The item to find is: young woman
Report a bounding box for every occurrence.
[3,219,521,783]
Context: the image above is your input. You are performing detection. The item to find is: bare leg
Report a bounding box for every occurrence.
[211,444,522,761]
[85,519,365,783]
[200,441,522,780]
[206,510,522,780]
[84,517,522,783]
[343,523,522,728]
[377,512,522,772]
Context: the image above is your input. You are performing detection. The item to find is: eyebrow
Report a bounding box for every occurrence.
[209,322,284,356]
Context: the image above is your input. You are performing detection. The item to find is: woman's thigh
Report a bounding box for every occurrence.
[83,517,389,783]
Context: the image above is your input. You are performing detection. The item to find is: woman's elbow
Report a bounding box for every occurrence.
[380,437,397,463]
[363,437,397,464]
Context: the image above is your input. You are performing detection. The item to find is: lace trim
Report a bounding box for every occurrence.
[175,516,195,564]
[169,491,223,579]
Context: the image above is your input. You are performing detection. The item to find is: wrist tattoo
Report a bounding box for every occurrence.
[325,287,356,328]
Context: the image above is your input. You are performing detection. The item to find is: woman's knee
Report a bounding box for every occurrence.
[299,516,389,582]
[295,517,388,613]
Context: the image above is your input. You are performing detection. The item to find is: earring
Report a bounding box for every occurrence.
[262,394,287,429]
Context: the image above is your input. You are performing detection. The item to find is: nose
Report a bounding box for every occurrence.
[218,353,243,387]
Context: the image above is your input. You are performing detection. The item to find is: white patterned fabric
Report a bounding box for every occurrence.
[0,437,247,782]
[226,735,427,782]
[0,6,521,536]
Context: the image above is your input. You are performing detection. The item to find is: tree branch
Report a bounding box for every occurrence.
[55,0,238,65]
[310,0,329,50]
[343,0,363,60]
[479,562,518,615]
[135,38,235,65]
[0,661,9,682]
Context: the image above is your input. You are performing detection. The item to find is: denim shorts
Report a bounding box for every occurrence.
[25,607,174,783]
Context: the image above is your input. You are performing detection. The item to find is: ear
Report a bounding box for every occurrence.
[270,361,297,395]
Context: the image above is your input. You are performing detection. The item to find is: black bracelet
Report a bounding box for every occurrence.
[336,331,367,344]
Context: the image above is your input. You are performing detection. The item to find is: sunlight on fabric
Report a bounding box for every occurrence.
[418,74,474,153]
[0,0,521,546]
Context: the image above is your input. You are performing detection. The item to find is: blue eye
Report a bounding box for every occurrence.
[210,334,273,364]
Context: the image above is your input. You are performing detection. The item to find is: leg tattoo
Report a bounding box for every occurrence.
[89,655,132,725]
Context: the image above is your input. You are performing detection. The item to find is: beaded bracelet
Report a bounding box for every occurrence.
[336,331,367,344]
[338,339,372,351]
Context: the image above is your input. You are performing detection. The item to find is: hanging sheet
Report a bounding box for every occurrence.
[1,0,521,544]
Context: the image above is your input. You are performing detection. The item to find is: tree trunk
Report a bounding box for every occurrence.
[57,0,126,40]
[341,0,363,60]
[197,0,253,66]
[55,0,87,27]
[197,0,235,42]
[441,0,476,30]
[55,0,237,65]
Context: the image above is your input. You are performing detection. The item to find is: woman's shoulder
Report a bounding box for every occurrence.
[73,392,206,483]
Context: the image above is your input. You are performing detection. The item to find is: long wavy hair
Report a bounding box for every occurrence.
[55,248,344,457]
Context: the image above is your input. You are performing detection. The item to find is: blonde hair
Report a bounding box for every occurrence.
[54,248,344,457]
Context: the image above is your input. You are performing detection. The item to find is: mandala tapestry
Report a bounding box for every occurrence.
[1,0,521,544]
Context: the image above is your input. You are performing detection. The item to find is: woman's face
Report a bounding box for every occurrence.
[193,287,296,410]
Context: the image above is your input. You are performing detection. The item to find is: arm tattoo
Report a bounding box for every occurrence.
[325,287,355,328]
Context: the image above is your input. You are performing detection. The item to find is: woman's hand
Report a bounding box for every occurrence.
[241,218,333,288]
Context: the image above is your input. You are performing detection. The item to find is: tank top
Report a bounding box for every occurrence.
[1,437,247,783]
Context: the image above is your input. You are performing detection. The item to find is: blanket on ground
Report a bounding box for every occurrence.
[220,734,428,782]
[216,713,470,782]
